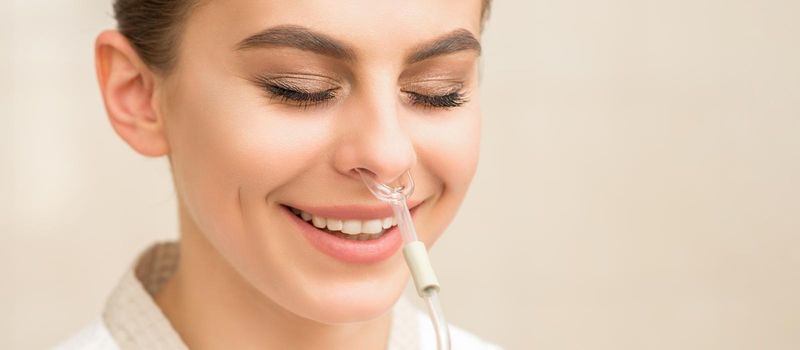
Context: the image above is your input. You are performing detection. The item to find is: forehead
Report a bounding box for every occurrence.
[183,0,483,58]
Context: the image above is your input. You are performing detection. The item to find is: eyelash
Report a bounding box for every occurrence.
[254,77,467,109]
[257,81,338,109]
[403,90,469,109]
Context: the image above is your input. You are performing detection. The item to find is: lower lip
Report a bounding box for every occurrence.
[283,205,415,264]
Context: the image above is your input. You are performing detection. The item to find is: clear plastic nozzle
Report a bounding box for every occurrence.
[356,169,419,243]
[356,168,414,202]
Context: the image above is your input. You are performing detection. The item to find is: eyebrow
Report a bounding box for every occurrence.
[235,25,356,61]
[406,28,482,64]
[235,25,481,64]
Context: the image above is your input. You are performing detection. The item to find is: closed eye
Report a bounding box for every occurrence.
[263,84,338,104]
[403,90,468,108]
[250,74,339,108]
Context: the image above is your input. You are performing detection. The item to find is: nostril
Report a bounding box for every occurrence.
[352,167,376,177]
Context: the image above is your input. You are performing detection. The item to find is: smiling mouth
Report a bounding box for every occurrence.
[285,205,398,241]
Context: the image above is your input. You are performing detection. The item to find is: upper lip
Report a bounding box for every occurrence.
[284,199,424,220]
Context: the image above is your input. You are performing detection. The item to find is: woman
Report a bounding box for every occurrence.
[58,0,499,348]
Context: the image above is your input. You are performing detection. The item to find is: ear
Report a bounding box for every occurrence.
[95,30,169,157]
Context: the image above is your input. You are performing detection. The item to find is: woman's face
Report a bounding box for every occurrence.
[159,0,483,323]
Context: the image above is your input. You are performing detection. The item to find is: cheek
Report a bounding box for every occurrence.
[416,107,481,192]
[161,72,332,249]
[412,105,481,241]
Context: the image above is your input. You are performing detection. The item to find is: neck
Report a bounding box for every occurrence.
[154,204,393,350]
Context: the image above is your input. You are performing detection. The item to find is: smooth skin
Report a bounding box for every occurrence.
[95,0,483,349]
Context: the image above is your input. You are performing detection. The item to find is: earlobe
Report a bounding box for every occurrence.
[95,30,170,157]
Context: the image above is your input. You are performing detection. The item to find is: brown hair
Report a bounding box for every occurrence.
[114,0,492,74]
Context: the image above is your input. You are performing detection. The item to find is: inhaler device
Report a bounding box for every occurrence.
[357,169,451,350]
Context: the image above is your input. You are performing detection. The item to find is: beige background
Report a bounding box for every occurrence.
[2,0,799,349]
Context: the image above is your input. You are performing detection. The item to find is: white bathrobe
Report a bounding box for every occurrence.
[54,241,502,350]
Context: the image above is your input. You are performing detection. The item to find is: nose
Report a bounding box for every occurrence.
[332,91,417,185]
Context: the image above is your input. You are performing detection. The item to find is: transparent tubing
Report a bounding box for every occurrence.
[357,169,451,350]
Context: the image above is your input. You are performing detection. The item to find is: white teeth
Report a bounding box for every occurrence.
[293,207,396,235]
[311,215,327,229]
[362,219,383,234]
[341,220,362,234]
[326,219,343,231]
[382,217,393,229]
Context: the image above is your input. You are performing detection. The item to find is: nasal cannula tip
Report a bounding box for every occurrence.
[355,168,414,202]
[356,168,418,243]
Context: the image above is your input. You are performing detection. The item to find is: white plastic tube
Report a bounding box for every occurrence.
[357,169,451,350]
[424,290,451,350]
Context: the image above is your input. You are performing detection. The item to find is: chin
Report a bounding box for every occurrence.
[290,272,410,325]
